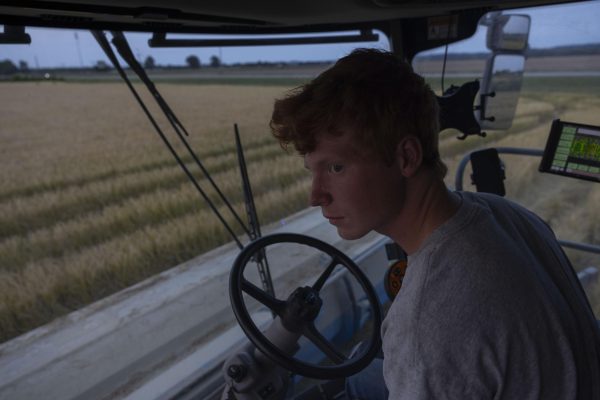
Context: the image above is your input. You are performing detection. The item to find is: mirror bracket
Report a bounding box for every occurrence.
[476,91,496,123]
[437,80,487,141]
[0,25,31,44]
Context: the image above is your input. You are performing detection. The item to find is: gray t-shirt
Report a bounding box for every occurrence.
[382,192,600,399]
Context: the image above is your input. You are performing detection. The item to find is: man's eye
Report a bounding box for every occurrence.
[328,164,344,174]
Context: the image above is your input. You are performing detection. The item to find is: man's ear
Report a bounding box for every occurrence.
[395,135,423,178]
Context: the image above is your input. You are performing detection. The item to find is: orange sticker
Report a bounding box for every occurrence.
[384,260,408,301]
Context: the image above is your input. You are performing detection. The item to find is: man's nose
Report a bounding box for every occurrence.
[310,179,332,207]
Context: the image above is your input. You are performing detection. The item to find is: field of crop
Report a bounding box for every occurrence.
[0,76,599,343]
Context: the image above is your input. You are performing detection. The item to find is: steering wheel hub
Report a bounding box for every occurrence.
[281,286,323,332]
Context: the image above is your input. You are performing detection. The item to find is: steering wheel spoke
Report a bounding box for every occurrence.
[304,323,347,364]
[241,278,285,315]
[312,257,339,292]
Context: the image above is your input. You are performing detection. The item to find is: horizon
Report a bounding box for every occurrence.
[4,40,600,72]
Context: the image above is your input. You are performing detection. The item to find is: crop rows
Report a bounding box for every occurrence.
[0,142,284,239]
[0,82,311,342]
[1,79,599,343]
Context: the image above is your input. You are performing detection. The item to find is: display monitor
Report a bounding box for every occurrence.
[539,119,600,183]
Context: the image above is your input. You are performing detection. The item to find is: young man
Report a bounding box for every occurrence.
[270,49,600,399]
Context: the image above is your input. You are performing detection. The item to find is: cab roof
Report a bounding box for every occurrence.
[0,0,576,34]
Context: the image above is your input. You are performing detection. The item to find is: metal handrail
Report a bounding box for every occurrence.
[453,147,600,255]
[454,147,543,191]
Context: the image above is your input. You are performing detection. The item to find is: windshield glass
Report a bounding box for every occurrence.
[1,5,600,400]
[1,0,599,346]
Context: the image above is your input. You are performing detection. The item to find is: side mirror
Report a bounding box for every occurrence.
[486,15,530,52]
[479,54,526,130]
[478,14,530,130]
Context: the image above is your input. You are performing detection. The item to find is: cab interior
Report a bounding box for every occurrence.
[0,1,598,399]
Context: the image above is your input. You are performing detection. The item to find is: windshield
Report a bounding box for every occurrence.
[0,0,599,347]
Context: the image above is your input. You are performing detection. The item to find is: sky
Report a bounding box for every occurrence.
[2,0,599,68]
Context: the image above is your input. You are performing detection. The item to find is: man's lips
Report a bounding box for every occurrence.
[324,215,343,221]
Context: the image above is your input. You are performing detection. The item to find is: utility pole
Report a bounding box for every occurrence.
[74,31,84,68]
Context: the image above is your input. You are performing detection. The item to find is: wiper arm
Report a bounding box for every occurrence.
[92,30,249,249]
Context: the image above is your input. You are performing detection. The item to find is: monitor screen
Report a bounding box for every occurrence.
[539,119,600,183]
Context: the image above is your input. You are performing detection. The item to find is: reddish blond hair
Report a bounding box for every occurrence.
[270,48,447,178]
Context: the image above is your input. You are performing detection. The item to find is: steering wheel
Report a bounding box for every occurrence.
[229,233,382,380]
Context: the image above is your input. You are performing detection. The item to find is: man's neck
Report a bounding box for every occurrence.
[389,171,461,255]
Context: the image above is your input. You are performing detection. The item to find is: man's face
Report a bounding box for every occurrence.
[304,133,406,240]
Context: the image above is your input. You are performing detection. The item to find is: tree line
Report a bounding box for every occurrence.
[4,41,598,75]
[143,54,221,69]
[0,55,222,75]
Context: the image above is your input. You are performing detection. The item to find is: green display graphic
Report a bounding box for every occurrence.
[570,135,600,161]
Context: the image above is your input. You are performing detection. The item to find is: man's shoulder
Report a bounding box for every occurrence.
[412,192,531,269]
[458,191,548,225]
[453,191,556,247]
[403,192,559,325]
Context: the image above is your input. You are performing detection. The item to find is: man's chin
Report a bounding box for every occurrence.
[336,227,368,241]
